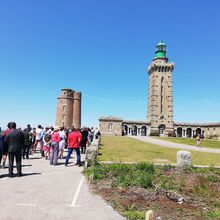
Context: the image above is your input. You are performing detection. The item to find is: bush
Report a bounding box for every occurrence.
[135,162,155,173]
[206,134,219,140]
[149,131,159,136]
[122,210,145,220]
[168,132,176,137]
[138,172,153,188]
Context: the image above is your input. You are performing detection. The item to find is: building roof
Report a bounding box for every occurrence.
[123,120,151,125]
[99,116,123,122]
[174,122,220,127]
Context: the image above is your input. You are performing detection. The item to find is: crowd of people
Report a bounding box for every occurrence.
[0,122,101,178]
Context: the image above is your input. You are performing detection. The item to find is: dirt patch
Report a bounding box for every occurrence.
[85,165,220,220]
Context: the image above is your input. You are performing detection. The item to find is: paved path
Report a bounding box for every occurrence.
[0,150,125,220]
[129,136,220,154]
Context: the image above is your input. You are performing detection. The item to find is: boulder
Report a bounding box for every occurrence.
[177,150,192,168]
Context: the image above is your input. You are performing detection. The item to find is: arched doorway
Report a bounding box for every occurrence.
[131,125,137,136]
[122,125,128,135]
[141,126,147,136]
[158,124,166,135]
[196,128,201,135]
[177,127,182,137]
[186,128,192,138]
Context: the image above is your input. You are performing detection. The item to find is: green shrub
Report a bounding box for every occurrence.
[135,162,155,173]
[168,132,176,137]
[207,175,220,183]
[206,209,220,219]
[149,131,159,136]
[122,210,145,220]
[114,174,134,188]
[138,172,153,188]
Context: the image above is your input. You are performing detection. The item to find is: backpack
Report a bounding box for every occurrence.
[44,133,51,143]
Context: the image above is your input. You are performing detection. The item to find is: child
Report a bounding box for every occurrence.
[43,131,52,159]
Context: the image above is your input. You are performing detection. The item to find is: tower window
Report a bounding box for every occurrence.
[63,105,67,112]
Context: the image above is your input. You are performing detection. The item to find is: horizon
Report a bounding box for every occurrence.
[0,0,220,129]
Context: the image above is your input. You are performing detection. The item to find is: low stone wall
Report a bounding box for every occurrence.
[84,137,100,168]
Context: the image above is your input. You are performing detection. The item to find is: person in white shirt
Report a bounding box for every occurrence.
[58,127,66,159]
[34,125,43,153]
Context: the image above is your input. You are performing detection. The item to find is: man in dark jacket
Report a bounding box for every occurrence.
[4,122,24,177]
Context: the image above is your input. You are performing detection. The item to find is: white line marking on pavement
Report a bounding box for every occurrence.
[16,204,36,206]
[70,176,84,207]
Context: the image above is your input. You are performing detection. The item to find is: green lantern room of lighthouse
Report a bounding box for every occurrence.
[154,41,167,60]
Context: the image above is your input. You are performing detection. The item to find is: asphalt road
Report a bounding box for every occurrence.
[0,150,125,220]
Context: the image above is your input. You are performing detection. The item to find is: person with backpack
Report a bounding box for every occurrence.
[22,127,32,159]
[43,127,51,160]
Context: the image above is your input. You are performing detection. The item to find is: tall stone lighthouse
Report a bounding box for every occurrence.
[147,41,175,135]
[55,88,82,128]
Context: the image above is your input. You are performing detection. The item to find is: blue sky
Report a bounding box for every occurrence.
[0,0,220,129]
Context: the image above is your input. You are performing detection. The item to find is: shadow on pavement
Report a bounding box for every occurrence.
[0,172,41,178]
[21,172,42,177]
[29,157,42,160]
[0,174,9,178]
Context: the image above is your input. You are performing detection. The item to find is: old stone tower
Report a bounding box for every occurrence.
[147,41,175,135]
[55,88,82,128]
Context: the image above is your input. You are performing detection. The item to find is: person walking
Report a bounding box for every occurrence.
[4,122,24,177]
[50,126,60,165]
[65,127,82,167]
[196,134,201,147]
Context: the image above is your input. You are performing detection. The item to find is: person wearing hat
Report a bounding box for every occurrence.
[50,126,60,165]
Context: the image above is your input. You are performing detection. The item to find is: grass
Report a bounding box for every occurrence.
[155,136,220,149]
[99,136,220,166]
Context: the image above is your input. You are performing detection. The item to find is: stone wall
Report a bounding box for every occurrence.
[99,116,123,135]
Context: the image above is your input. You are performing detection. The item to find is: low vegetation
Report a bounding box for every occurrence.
[99,136,220,166]
[84,163,220,220]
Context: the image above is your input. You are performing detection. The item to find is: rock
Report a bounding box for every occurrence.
[177,150,192,168]
[145,210,153,220]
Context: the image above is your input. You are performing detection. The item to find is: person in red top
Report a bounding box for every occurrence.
[50,126,60,165]
[1,122,12,168]
[65,127,82,167]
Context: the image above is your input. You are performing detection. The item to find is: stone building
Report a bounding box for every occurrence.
[99,41,220,138]
[55,88,81,128]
